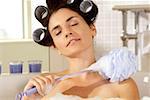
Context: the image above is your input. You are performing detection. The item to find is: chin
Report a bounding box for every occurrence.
[63,45,91,58]
[64,50,83,58]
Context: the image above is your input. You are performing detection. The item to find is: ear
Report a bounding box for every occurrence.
[90,24,96,37]
[50,45,55,48]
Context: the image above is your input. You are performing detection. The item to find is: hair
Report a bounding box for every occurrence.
[46,0,98,25]
[34,0,98,47]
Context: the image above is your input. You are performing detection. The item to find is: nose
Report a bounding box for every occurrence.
[63,27,73,38]
[65,33,73,38]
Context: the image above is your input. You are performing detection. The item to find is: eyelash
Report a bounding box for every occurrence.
[56,31,61,36]
[71,23,78,26]
[55,23,78,36]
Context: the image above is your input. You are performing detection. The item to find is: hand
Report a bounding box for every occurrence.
[23,73,59,99]
[42,71,100,98]
[46,78,76,97]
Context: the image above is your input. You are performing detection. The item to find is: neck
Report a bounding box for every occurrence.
[66,46,96,73]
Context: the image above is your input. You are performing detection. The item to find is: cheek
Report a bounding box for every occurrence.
[84,35,93,45]
[53,38,66,49]
[79,27,93,40]
[78,24,93,36]
[81,31,94,46]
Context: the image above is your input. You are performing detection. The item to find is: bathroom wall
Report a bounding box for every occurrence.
[93,0,150,72]
[139,31,150,72]
[0,40,50,73]
[0,40,68,73]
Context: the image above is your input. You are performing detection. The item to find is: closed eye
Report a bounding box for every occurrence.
[56,31,61,36]
[71,23,78,26]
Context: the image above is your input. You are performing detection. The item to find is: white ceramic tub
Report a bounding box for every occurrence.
[132,71,150,98]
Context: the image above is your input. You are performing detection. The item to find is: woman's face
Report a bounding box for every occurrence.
[48,8,96,58]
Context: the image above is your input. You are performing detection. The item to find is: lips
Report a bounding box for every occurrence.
[66,38,81,47]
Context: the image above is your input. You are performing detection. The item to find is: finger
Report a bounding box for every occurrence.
[46,74,56,84]
[24,79,35,91]
[37,75,51,85]
[32,77,46,96]
[24,78,44,96]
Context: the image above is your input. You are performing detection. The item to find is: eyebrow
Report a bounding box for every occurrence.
[51,16,77,32]
[66,16,75,22]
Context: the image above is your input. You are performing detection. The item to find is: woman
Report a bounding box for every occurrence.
[23,0,140,99]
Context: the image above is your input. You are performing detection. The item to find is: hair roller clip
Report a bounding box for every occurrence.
[80,0,93,13]
[67,0,98,22]
[34,6,50,27]
[67,0,83,6]
[33,28,53,46]
[80,0,98,22]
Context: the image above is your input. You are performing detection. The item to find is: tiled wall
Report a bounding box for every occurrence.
[94,0,150,72]
[94,0,122,58]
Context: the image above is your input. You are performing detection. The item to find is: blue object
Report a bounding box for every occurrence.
[29,63,41,73]
[16,87,37,100]
[10,63,23,74]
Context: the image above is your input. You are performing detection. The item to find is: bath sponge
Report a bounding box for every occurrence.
[86,47,138,82]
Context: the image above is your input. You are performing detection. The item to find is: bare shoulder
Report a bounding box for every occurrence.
[89,78,140,100]
[89,80,119,98]
[115,78,140,99]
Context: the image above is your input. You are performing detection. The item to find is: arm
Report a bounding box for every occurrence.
[41,78,76,100]
[22,73,56,100]
[22,70,69,99]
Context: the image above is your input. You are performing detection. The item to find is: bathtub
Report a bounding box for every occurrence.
[0,72,149,100]
[0,73,39,100]
[132,71,150,98]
